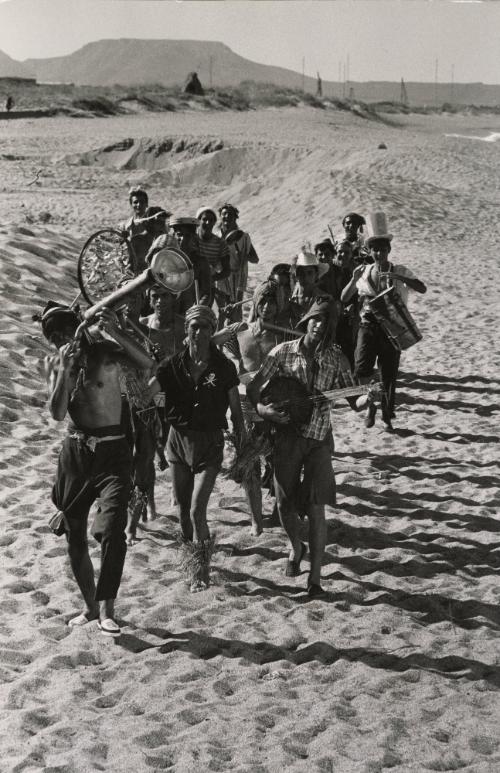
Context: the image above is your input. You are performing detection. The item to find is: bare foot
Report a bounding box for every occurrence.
[250,520,263,537]
[126,532,139,546]
[147,508,157,521]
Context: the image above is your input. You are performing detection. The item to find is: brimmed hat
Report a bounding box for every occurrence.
[295,250,329,278]
[364,211,393,247]
[295,296,336,331]
[169,216,198,230]
[196,206,217,221]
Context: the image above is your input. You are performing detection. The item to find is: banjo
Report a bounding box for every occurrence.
[261,375,378,428]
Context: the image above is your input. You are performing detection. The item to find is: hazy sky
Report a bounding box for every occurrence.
[0,0,498,84]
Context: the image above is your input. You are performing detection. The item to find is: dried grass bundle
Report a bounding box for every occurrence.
[176,534,216,593]
[223,430,272,486]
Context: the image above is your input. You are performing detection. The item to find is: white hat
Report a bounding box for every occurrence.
[169,216,198,229]
[364,212,393,247]
[295,250,329,278]
[196,206,217,221]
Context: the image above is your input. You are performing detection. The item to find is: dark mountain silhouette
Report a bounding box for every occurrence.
[7,38,500,107]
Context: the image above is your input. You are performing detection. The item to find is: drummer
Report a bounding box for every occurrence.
[341,212,426,430]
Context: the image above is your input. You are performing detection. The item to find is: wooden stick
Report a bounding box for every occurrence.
[262,322,301,338]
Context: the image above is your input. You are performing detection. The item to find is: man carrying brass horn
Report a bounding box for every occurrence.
[40,301,153,637]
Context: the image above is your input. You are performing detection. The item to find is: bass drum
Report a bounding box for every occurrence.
[260,375,312,426]
[369,286,423,352]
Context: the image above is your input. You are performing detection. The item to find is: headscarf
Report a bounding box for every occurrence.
[35,301,79,341]
[184,304,218,332]
[248,280,279,322]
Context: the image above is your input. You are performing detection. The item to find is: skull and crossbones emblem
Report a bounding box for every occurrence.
[203,372,217,388]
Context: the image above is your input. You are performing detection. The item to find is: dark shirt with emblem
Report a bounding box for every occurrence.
[157,344,239,432]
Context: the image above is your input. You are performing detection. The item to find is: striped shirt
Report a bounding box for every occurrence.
[197,233,230,279]
[254,337,355,441]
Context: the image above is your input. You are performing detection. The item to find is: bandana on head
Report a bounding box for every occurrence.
[184,304,218,332]
[248,281,278,322]
[36,301,79,341]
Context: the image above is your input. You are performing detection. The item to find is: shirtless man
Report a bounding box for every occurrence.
[42,301,153,635]
[213,281,289,534]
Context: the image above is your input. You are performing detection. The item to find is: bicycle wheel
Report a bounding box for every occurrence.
[77,228,138,305]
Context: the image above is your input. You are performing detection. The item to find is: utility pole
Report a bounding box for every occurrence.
[434,58,439,107]
[400,77,408,106]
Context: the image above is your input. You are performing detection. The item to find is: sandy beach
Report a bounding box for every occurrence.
[0,105,499,772]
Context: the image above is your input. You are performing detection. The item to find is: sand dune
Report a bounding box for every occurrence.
[0,107,499,772]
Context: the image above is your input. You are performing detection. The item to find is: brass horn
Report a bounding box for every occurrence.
[83,248,194,321]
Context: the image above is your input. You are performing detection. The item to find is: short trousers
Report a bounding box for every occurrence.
[273,427,336,511]
[166,426,224,474]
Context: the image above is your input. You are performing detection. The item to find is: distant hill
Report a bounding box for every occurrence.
[0,49,33,79]
[13,38,500,107]
[25,39,312,91]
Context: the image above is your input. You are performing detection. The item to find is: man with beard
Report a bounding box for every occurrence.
[247,298,356,597]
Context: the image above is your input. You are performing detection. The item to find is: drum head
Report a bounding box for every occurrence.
[150,247,194,294]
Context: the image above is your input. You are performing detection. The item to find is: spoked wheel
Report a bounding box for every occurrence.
[77,228,138,305]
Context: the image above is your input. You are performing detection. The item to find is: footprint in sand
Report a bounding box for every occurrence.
[135,729,170,749]
[144,750,176,769]
[0,648,33,667]
[5,580,36,593]
[176,707,207,726]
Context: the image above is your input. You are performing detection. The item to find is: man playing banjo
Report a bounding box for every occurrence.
[341,212,426,430]
[247,298,360,597]
[42,301,153,636]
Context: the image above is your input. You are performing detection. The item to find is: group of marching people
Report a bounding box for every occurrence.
[38,188,426,636]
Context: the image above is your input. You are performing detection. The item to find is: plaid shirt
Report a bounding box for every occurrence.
[255,337,355,440]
